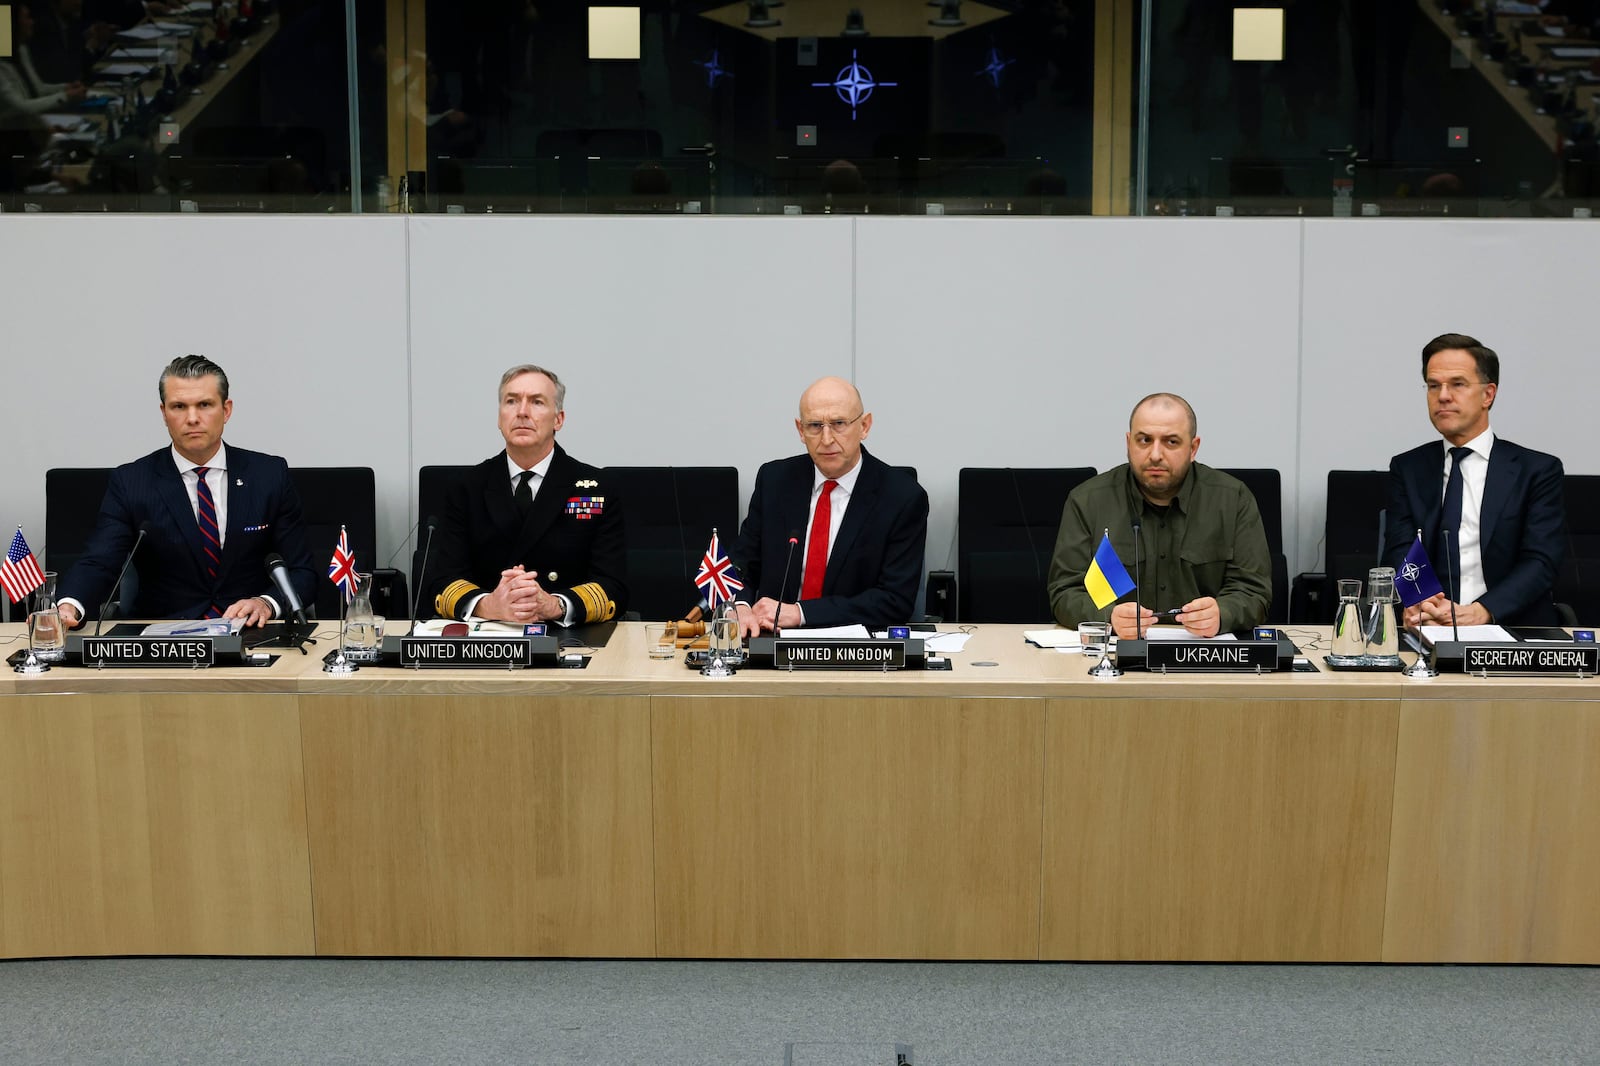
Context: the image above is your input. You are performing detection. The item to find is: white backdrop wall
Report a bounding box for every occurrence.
[2,215,1592,615]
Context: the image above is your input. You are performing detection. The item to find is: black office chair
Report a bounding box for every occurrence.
[412,465,477,617]
[288,467,392,620]
[957,467,1097,622]
[1296,470,1389,623]
[1219,467,1289,624]
[44,468,114,579]
[1555,474,1600,626]
[44,468,123,616]
[604,467,740,620]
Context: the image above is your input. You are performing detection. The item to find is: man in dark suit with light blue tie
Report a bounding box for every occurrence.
[1382,334,1565,628]
[58,355,316,627]
[731,376,928,637]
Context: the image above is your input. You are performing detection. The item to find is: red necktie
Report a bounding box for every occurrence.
[194,466,223,618]
[800,479,837,601]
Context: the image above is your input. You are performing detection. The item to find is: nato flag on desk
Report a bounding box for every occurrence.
[1396,532,1444,607]
[1085,531,1136,610]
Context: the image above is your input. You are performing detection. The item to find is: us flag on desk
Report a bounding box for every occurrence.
[328,525,357,603]
[694,528,743,608]
[2,527,46,604]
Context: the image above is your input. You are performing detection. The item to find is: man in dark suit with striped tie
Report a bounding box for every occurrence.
[1382,333,1565,628]
[58,355,316,627]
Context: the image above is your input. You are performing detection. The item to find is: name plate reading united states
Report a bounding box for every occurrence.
[73,636,218,668]
[396,636,543,668]
[1143,639,1278,673]
[1462,643,1599,677]
[774,639,907,671]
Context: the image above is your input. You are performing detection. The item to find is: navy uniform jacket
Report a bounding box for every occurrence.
[429,445,628,623]
[1383,437,1565,626]
[60,445,317,620]
[731,448,928,630]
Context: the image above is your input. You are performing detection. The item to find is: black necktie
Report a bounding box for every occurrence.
[514,470,534,515]
[1438,446,1472,601]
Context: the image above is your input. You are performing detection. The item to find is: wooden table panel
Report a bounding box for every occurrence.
[1042,697,1398,961]
[300,694,655,957]
[1385,696,1600,963]
[652,695,1044,959]
[0,693,312,958]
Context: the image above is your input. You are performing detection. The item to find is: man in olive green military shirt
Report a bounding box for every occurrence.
[1047,392,1272,638]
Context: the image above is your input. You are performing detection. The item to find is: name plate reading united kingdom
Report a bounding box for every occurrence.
[396,636,539,668]
[774,639,907,671]
[75,636,217,668]
[1143,639,1278,673]
[1462,643,1598,677]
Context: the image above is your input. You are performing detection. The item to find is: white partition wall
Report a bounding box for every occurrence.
[855,218,1305,575]
[4,214,1595,617]
[0,216,411,570]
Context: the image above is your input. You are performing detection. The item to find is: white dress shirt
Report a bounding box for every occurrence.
[1442,427,1494,606]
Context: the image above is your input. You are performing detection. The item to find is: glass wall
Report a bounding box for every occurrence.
[3,0,1596,215]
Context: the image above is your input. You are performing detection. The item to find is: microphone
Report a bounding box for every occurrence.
[774,533,800,635]
[381,514,426,569]
[95,520,150,636]
[407,515,439,634]
[1132,522,1143,640]
[1443,528,1459,642]
[264,553,308,625]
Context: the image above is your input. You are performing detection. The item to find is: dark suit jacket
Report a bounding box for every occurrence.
[428,445,628,623]
[731,448,928,630]
[1383,436,1565,626]
[60,445,317,620]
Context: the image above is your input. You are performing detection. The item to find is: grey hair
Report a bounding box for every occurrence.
[499,364,565,410]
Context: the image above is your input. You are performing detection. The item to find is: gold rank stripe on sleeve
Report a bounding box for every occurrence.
[571,581,616,623]
[436,579,481,621]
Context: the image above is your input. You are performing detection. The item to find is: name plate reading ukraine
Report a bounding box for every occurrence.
[774,639,907,671]
[1144,639,1277,673]
[399,637,535,668]
[78,636,216,667]
[1463,643,1598,676]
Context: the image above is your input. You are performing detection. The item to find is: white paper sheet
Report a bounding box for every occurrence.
[1419,624,1515,643]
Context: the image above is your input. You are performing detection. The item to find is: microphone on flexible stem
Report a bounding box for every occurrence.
[264,553,309,625]
[95,520,150,636]
[1443,528,1459,642]
[774,534,800,636]
[1132,522,1143,640]
[407,515,439,635]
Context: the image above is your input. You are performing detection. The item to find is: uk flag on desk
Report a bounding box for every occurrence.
[694,528,744,608]
[328,525,357,603]
[2,527,46,603]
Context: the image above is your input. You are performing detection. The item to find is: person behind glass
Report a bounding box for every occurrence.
[1047,392,1272,639]
[730,376,929,638]
[58,355,318,628]
[428,365,627,626]
[29,0,114,85]
[0,5,88,115]
[1382,333,1565,627]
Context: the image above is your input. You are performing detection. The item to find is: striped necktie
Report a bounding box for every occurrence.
[194,466,223,618]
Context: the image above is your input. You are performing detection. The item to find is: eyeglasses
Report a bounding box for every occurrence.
[799,413,864,437]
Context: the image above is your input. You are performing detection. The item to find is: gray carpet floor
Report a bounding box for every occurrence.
[1,958,1596,1065]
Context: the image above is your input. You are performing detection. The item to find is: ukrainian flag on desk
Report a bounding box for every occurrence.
[1085,531,1136,610]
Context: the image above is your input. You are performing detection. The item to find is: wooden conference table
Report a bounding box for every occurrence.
[1,622,1596,963]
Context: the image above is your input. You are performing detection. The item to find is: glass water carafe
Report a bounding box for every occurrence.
[1363,566,1402,666]
[1327,579,1366,665]
[29,571,66,663]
